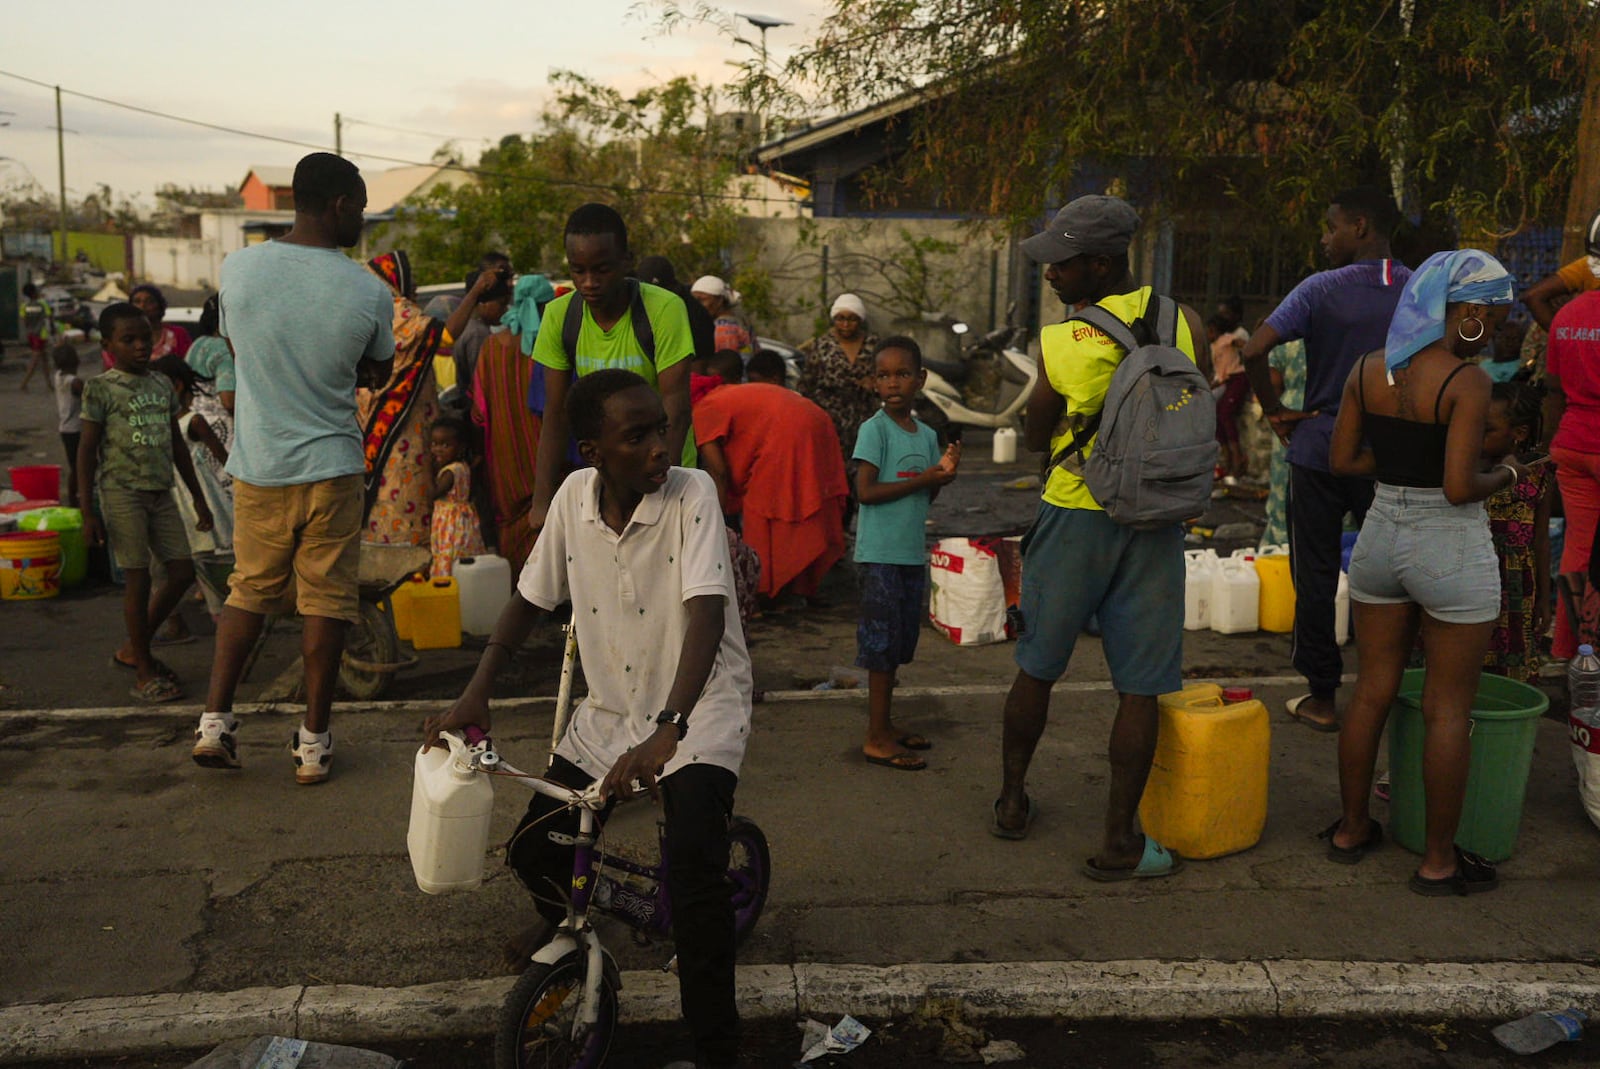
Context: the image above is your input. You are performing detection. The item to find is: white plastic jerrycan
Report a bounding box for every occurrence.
[408,730,496,894]
[991,427,1019,464]
[455,554,513,637]
[1184,549,1219,630]
[1210,557,1261,634]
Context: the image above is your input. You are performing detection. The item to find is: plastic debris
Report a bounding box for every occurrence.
[798,1016,872,1061]
[1492,1007,1586,1054]
[979,1039,1026,1064]
[811,665,863,691]
[184,1037,400,1069]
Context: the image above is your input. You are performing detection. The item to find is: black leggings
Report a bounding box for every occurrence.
[507,756,741,1069]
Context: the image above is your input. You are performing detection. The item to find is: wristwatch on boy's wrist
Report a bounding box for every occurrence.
[655,708,689,740]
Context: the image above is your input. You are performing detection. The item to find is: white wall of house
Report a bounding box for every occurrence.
[133,209,294,288]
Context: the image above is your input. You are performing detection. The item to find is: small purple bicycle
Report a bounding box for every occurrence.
[447,728,770,1069]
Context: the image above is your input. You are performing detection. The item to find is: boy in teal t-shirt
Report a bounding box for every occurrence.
[851,336,960,772]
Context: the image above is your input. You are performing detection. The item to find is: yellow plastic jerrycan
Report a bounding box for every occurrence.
[1139,684,1270,859]
[1255,547,1295,634]
[390,573,429,641]
[409,576,463,650]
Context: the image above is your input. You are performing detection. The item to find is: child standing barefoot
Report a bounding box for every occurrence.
[428,416,485,577]
[851,336,960,771]
[1481,382,1553,682]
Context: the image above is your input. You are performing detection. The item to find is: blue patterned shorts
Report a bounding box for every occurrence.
[855,562,926,673]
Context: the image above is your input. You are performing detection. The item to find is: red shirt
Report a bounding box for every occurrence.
[1549,290,1600,455]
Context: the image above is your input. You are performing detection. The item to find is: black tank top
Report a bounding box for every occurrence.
[1359,356,1469,488]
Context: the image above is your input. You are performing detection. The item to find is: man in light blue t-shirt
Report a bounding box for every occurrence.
[193,152,394,786]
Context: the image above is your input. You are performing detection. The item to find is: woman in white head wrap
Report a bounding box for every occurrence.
[1325,248,1529,898]
[798,293,882,466]
[690,275,755,357]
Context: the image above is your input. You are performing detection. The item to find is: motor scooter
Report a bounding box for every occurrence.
[920,317,1035,435]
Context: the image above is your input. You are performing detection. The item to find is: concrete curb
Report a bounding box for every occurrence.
[0,674,1353,723]
[4,959,1597,1062]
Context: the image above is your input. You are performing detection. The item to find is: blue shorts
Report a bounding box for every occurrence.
[1013,502,1184,695]
[855,562,926,673]
[1348,484,1499,624]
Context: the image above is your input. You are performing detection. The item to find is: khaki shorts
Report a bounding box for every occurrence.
[100,487,192,569]
[228,474,363,623]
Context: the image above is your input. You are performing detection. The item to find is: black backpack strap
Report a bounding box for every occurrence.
[559,279,657,367]
[629,279,656,365]
[561,289,585,365]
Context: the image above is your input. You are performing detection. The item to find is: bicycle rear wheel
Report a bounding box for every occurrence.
[495,956,617,1069]
[728,816,771,945]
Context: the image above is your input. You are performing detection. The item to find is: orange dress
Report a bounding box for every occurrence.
[693,383,849,598]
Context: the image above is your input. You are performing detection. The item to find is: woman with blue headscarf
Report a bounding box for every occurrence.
[1324,248,1531,897]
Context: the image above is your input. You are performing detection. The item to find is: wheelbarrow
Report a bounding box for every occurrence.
[237,542,431,701]
[339,542,433,700]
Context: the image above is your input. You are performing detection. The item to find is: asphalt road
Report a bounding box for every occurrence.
[14,1015,1600,1069]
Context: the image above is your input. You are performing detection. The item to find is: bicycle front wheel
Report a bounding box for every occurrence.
[495,956,618,1069]
[728,816,771,945]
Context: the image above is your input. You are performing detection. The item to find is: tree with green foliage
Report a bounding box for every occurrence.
[376,71,753,286]
[700,0,1592,249]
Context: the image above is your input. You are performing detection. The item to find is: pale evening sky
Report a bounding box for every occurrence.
[0,0,829,210]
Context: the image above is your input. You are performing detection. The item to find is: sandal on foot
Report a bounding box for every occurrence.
[1082,837,1185,882]
[1319,817,1383,864]
[896,733,932,751]
[110,653,178,681]
[129,676,183,704]
[990,796,1037,840]
[864,750,926,771]
[1286,694,1340,733]
[1409,846,1498,897]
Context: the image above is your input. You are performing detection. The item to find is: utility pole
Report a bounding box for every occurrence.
[55,85,67,264]
[335,112,343,157]
[1560,20,1600,262]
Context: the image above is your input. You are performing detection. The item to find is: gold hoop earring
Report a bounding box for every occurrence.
[1458,315,1485,343]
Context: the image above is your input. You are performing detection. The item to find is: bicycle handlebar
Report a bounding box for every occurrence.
[440,728,607,809]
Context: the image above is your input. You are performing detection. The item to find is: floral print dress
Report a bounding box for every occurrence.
[1484,467,1551,682]
[798,331,882,466]
[430,461,485,578]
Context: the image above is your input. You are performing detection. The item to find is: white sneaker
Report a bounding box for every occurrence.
[291,731,333,785]
[192,715,241,769]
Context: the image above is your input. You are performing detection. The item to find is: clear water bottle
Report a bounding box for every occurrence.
[1569,644,1600,728]
[1492,1007,1586,1054]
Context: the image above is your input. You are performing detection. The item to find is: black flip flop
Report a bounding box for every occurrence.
[1319,817,1383,864]
[1410,846,1498,897]
[865,750,926,771]
[896,733,933,751]
[990,796,1037,840]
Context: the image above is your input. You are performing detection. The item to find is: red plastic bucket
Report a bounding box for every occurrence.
[9,466,61,501]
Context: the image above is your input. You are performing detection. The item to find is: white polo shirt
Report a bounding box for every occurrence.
[517,466,754,780]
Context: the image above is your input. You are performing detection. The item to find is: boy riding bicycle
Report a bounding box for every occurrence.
[425,368,753,1069]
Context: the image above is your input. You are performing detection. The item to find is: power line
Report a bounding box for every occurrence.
[0,68,807,208]
[341,116,477,144]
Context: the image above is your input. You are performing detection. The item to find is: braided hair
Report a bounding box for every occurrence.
[1490,380,1544,449]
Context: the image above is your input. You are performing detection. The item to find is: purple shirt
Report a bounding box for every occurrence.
[1265,259,1410,471]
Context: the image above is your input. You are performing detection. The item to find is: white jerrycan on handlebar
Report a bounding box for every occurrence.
[408,730,496,894]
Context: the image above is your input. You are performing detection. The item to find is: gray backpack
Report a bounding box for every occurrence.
[1050,295,1217,529]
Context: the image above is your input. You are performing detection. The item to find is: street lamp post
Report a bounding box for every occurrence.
[737,12,792,143]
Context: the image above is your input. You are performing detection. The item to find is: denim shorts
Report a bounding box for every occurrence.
[1013,502,1184,695]
[1347,483,1498,625]
[855,562,926,673]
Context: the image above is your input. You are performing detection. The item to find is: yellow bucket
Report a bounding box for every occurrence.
[0,531,62,601]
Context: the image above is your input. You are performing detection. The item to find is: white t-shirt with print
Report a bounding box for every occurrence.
[517,466,753,780]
